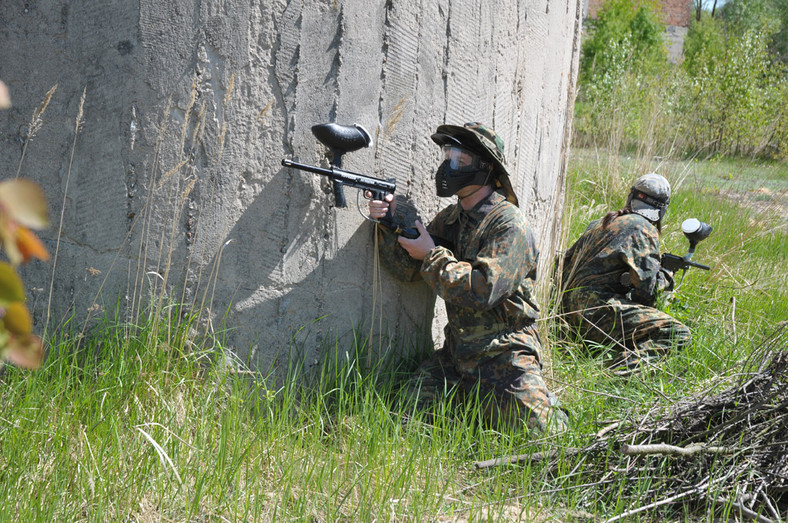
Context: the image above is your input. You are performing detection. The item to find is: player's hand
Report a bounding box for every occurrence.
[397,221,435,260]
[366,192,395,219]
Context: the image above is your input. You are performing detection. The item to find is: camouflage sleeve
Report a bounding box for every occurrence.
[419,211,535,309]
[622,225,662,305]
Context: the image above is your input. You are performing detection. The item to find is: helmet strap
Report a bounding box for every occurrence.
[631,189,669,208]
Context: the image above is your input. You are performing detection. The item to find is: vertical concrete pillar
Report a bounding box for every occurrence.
[1,0,581,371]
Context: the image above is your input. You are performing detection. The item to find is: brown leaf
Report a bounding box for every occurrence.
[15,225,50,263]
[2,333,44,370]
[0,219,23,266]
[0,81,10,110]
[0,179,49,229]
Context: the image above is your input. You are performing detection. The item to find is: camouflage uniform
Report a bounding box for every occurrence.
[378,190,566,432]
[560,213,691,371]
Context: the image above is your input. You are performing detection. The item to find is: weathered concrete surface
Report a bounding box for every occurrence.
[1,0,581,372]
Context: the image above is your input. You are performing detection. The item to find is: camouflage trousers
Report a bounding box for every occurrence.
[404,345,568,434]
[562,290,691,371]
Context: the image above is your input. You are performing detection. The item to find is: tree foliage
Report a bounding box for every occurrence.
[0,84,50,370]
[681,7,788,157]
[580,0,667,85]
[574,0,788,160]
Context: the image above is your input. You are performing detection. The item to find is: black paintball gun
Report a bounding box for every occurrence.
[281,122,419,239]
[661,218,712,289]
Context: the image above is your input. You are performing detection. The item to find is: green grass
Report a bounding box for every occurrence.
[0,312,569,521]
[1,149,786,521]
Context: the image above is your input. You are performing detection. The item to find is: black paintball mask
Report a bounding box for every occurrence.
[435,144,493,197]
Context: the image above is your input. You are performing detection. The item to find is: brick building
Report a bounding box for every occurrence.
[584,0,693,62]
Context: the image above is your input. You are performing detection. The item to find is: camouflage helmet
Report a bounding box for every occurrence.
[430,122,518,206]
[627,173,671,222]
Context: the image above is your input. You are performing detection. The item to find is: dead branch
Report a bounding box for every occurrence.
[474,448,574,469]
[602,485,705,523]
[712,496,774,523]
[620,442,735,457]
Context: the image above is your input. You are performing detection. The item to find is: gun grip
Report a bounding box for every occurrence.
[332,180,347,208]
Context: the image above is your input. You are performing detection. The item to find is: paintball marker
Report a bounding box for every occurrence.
[661,218,712,289]
[281,122,419,239]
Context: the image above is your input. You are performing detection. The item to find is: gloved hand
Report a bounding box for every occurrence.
[657,267,675,292]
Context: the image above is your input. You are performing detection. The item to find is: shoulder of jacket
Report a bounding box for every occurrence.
[488,198,527,224]
[611,214,659,242]
[614,213,654,229]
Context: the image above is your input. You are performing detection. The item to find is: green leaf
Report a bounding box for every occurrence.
[0,262,26,303]
[3,302,32,335]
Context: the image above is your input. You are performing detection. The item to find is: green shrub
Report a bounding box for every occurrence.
[575,0,788,161]
[580,0,667,84]
[575,0,671,155]
[679,19,787,158]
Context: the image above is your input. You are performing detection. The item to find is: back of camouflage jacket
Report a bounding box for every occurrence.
[561,213,666,306]
[376,191,542,369]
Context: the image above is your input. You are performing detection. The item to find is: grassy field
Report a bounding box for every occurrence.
[0,148,786,521]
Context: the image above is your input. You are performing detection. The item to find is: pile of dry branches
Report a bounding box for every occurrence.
[479,327,788,521]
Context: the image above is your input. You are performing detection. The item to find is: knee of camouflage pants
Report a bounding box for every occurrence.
[608,318,692,375]
[482,351,568,434]
[401,349,568,434]
[568,296,691,358]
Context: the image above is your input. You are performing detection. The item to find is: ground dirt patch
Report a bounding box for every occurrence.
[720,187,788,224]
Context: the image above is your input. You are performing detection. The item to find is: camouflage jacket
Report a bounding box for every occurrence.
[561,213,669,307]
[376,191,542,368]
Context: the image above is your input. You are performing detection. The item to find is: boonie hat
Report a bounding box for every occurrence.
[430,122,518,206]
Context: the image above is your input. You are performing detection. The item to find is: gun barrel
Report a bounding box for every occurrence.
[281,159,329,176]
[686,260,711,271]
[281,159,396,194]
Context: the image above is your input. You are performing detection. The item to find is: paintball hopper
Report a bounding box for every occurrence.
[681,218,712,250]
[310,122,373,208]
[661,218,713,286]
[311,123,372,155]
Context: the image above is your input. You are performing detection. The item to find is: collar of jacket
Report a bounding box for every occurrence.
[443,190,507,225]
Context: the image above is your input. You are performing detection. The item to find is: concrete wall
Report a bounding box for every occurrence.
[1,0,581,372]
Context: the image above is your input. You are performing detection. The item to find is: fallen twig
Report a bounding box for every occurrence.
[620,442,734,457]
[712,496,773,523]
[474,448,579,469]
[596,421,621,439]
[602,486,704,523]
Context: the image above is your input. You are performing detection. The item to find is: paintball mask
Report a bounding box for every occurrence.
[627,173,671,222]
[430,122,518,205]
[434,145,493,197]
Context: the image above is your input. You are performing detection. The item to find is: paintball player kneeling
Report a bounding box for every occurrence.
[558,173,691,376]
[368,122,567,434]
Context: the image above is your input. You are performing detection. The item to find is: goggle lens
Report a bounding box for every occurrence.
[442,145,484,171]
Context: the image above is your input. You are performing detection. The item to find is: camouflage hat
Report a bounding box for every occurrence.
[430,122,518,206]
[628,173,671,222]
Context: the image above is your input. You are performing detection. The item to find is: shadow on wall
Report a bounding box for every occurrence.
[197,164,438,379]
